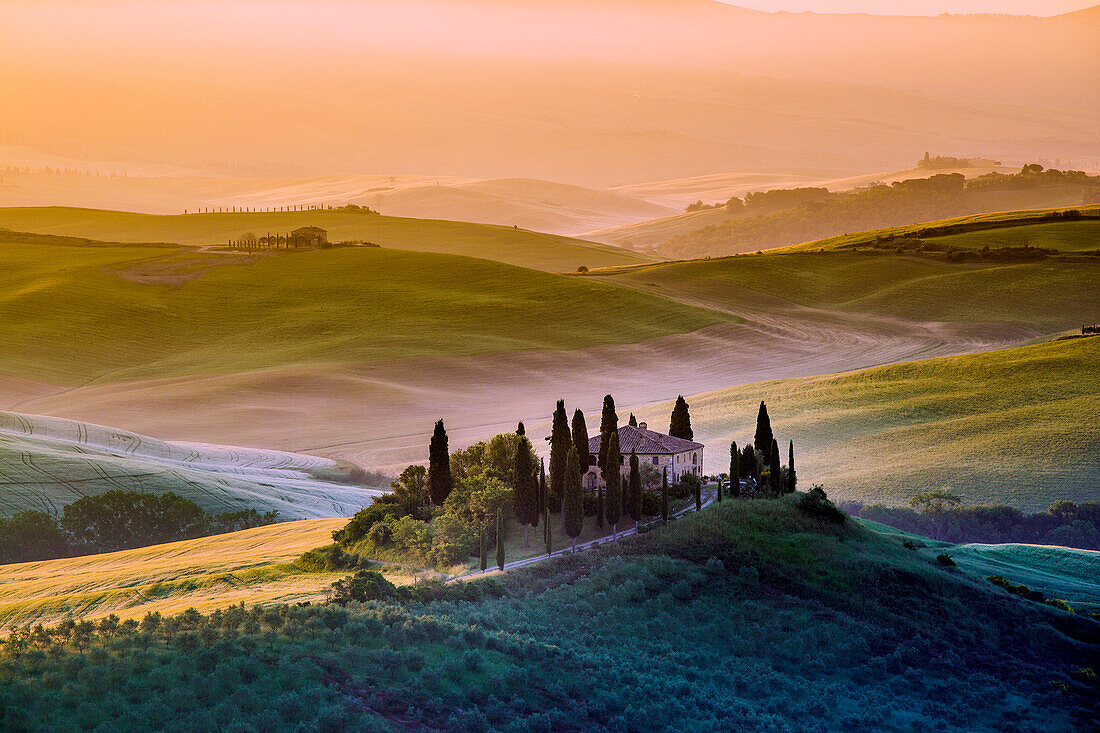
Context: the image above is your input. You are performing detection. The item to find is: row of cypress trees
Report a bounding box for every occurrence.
[726,401,796,498]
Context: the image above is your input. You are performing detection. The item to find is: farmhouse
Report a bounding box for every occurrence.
[584,422,704,490]
[290,226,329,247]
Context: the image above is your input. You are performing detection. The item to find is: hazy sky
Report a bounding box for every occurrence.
[725,0,1091,14]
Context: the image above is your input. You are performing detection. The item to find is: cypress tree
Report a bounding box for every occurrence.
[730,441,740,498]
[538,459,547,516]
[661,467,669,524]
[628,453,642,529]
[769,438,781,497]
[669,395,693,440]
[496,511,505,571]
[695,477,702,511]
[516,422,525,436]
[741,444,759,489]
[788,440,797,493]
[479,527,487,571]
[605,429,622,539]
[544,503,552,556]
[597,485,605,528]
[598,394,618,473]
[513,436,538,547]
[754,401,774,456]
[628,413,638,427]
[571,408,590,473]
[563,448,583,552]
[428,419,453,506]
[548,400,572,514]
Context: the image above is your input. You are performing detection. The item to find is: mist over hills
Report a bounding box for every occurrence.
[2,0,1096,187]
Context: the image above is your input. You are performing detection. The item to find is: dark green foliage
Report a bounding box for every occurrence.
[797,485,845,525]
[754,401,773,457]
[0,492,281,563]
[842,500,1100,550]
[936,553,957,567]
[516,422,525,436]
[548,400,572,513]
[627,453,642,523]
[330,570,398,604]
[788,440,797,493]
[661,468,669,523]
[571,408,591,473]
[4,498,1096,732]
[296,544,366,573]
[597,394,618,473]
[0,511,69,564]
[739,444,758,482]
[543,503,552,556]
[988,575,1045,602]
[496,511,505,571]
[332,498,404,546]
[628,413,638,427]
[694,476,702,511]
[769,439,782,496]
[479,528,487,571]
[729,442,740,499]
[538,459,547,516]
[668,395,693,441]
[563,448,583,549]
[428,419,453,506]
[596,485,605,528]
[604,430,622,533]
[512,436,539,546]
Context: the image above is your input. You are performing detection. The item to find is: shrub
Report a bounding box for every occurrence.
[330,570,398,604]
[935,553,956,567]
[1043,598,1075,614]
[797,486,845,525]
[297,545,363,573]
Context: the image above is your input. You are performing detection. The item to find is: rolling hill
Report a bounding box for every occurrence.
[630,337,1100,511]
[0,228,718,384]
[0,207,651,273]
[1,497,1096,730]
[0,410,379,519]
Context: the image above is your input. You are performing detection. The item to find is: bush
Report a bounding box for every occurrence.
[296,545,364,573]
[330,571,398,604]
[797,486,845,525]
[333,500,404,546]
[935,553,956,567]
[1043,598,1075,614]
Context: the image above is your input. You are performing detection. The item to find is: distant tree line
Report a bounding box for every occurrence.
[661,166,1100,259]
[841,493,1100,550]
[0,491,279,564]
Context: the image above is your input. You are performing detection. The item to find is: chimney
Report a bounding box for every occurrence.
[638,422,647,430]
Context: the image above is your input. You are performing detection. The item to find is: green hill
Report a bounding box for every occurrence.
[598,248,1098,333]
[2,497,1096,731]
[0,207,652,272]
[0,229,729,383]
[658,169,1099,258]
[0,410,379,519]
[634,338,1100,511]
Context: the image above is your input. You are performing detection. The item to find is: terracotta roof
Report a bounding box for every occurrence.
[291,226,327,234]
[587,425,703,456]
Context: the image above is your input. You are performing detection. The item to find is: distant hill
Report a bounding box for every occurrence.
[632,338,1100,511]
[0,206,650,272]
[658,168,1100,258]
[0,410,378,519]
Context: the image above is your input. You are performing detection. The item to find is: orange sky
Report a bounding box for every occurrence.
[724,1,1092,14]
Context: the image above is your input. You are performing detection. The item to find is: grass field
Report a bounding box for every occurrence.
[3,497,1095,731]
[0,519,353,631]
[785,205,1100,253]
[0,410,380,518]
[597,249,1099,332]
[0,207,652,272]
[0,230,729,383]
[631,337,1100,511]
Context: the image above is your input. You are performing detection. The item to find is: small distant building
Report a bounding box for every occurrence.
[584,422,704,490]
[290,226,328,247]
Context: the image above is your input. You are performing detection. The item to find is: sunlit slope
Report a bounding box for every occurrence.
[0,230,728,383]
[0,207,652,272]
[0,410,379,518]
[784,206,1100,253]
[598,250,1098,333]
[0,519,348,630]
[638,338,1099,511]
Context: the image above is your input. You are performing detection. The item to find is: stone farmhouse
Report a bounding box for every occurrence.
[584,422,704,490]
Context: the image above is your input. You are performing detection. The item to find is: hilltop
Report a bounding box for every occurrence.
[629,338,1100,511]
[1,497,1096,730]
[0,207,650,273]
[0,410,378,519]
